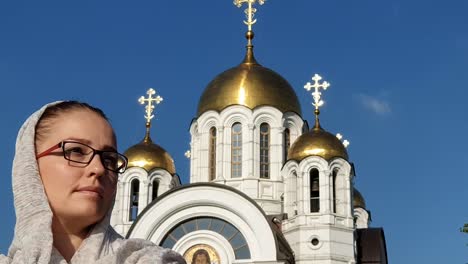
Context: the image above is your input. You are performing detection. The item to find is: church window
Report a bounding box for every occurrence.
[332,169,338,213]
[152,179,159,201]
[209,127,217,181]
[259,123,270,178]
[311,238,320,246]
[284,128,290,162]
[310,168,320,213]
[231,122,242,178]
[129,179,140,221]
[160,217,251,259]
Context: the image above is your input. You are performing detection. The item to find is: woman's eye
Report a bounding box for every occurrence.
[103,157,118,167]
[66,147,86,155]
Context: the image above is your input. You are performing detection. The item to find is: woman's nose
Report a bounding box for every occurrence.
[87,153,106,177]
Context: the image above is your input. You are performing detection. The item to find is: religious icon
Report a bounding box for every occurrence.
[191,249,210,264]
[183,244,220,264]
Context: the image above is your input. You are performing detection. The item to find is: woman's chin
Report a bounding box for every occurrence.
[68,202,108,222]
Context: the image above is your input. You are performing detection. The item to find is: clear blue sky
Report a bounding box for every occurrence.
[1,1,467,263]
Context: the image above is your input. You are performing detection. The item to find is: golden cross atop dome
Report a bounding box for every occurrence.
[234,0,266,32]
[138,88,163,125]
[304,74,330,111]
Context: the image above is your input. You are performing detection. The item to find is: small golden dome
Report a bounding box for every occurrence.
[287,122,349,162]
[124,135,176,174]
[197,44,302,116]
[353,188,366,209]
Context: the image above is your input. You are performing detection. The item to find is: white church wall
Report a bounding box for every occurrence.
[111,167,146,235]
[190,105,303,216]
[111,167,176,236]
[281,156,356,263]
[353,208,370,229]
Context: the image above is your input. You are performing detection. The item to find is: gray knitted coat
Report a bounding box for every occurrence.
[0,102,186,264]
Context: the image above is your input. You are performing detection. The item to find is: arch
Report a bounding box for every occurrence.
[252,106,282,128]
[231,122,242,178]
[160,217,251,260]
[281,159,299,173]
[298,156,328,172]
[219,105,251,127]
[174,231,235,264]
[282,112,304,146]
[127,184,282,262]
[329,159,352,216]
[259,123,270,179]
[189,119,199,136]
[148,169,173,199]
[118,167,146,183]
[199,115,219,133]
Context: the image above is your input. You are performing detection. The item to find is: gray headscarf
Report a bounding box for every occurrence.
[0,102,186,264]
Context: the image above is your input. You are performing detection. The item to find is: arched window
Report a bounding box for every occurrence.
[129,179,140,221]
[310,168,320,213]
[152,179,159,201]
[284,128,290,162]
[231,123,242,178]
[161,217,251,259]
[209,127,217,181]
[332,169,338,213]
[260,123,270,178]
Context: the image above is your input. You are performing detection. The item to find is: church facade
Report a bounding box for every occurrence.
[110,2,387,263]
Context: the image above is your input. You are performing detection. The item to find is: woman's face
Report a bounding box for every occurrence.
[36,109,117,228]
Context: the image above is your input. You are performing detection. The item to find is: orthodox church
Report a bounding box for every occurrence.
[110,2,388,263]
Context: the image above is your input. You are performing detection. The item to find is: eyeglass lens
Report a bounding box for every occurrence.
[63,142,127,173]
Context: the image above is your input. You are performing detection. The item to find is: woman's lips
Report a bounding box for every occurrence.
[76,186,104,198]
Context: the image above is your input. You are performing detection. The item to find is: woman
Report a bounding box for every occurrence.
[0,101,186,264]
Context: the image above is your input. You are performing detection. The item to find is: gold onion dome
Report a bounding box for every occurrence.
[197,31,302,116]
[124,133,176,174]
[287,112,349,161]
[353,188,366,209]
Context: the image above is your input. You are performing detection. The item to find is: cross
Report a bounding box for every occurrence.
[234,0,266,32]
[336,133,350,148]
[138,88,163,124]
[304,74,330,111]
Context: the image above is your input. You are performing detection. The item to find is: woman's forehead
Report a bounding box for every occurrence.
[46,109,116,147]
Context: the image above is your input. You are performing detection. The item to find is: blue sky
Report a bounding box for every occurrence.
[0,0,467,263]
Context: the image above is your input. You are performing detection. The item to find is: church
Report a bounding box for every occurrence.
[110,1,388,263]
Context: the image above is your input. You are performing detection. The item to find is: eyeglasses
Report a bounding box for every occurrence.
[36,141,128,173]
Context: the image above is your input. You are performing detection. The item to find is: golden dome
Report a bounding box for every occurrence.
[353,188,366,209]
[197,42,302,116]
[287,120,349,162]
[124,135,176,174]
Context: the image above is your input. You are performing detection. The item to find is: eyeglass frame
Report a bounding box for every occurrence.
[36,140,128,173]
